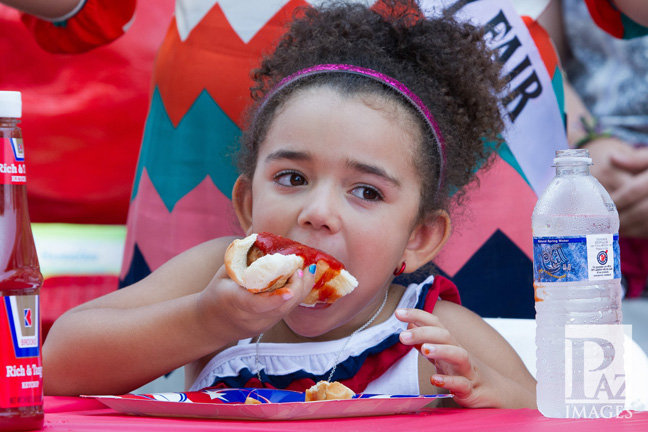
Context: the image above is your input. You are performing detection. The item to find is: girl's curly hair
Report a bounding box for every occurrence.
[237,0,506,220]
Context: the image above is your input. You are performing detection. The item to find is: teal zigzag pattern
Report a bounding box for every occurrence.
[493,140,530,187]
[551,65,566,128]
[132,87,241,211]
[447,139,529,198]
[132,69,565,210]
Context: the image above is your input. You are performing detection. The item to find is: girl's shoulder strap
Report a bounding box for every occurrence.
[420,275,461,313]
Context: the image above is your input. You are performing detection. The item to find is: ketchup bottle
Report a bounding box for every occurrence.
[0,91,44,431]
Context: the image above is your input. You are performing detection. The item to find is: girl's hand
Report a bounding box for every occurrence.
[396,308,496,408]
[197,265,316,342]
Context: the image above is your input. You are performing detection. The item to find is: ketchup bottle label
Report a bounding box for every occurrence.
[0,295,42,408]
[1,138,26,185]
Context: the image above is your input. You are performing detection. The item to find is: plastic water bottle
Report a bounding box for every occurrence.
[532,149,623,418]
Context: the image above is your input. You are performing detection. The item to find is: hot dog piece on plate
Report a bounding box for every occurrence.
[224,232,357,304]
[305,380,355,401]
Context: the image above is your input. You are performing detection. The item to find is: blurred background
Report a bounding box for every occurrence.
[1,0,174,339]
[1,0,646,397]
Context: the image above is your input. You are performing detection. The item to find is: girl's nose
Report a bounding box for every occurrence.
[297,186,342,233]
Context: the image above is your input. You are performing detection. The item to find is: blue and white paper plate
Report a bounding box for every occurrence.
[88,388,452,420]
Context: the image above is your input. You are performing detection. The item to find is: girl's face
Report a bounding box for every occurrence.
[247,87,426,339]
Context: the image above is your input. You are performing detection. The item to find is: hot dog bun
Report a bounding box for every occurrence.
[224,233,357,304]
[305,380,355,401]
[224,234,304,293]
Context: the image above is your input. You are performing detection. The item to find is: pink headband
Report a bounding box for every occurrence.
[257,64,447,189]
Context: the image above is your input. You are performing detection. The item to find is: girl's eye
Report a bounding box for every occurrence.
[274,171,307,187]
[351,185,383,201]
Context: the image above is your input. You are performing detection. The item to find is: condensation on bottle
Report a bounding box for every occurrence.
[532,149,623,419]
[0,91,44,431]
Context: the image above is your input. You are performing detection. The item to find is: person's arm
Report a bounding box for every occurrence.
[537,0,569,61]
[541,1,648,237]
[580,0,648,38]
[0,0,82,20]
[14,0,137,54]
[611,0,648,27]
[397,303,536,409]
[43,237,315,396]
[563,80,648,237]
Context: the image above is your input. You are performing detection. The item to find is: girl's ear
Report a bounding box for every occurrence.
[232,176,254,234]
[401,210,451,273]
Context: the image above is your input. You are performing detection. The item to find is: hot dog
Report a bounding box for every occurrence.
[305,380,355,401]
[224,232,357,305]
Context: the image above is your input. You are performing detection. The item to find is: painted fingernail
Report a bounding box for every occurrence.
[308,264,316,274]
[431,375,444,386]
[395,308,407,318]
[400,331,412,342]
[298,269,304,278]
[422,344,436,356]
[282,290,294,301]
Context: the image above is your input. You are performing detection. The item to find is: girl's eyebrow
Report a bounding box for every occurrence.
[264,149,311,163]
[347,160,401,187]
[265,149,400,187]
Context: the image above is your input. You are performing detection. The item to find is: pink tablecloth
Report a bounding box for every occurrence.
[39,396,648,432]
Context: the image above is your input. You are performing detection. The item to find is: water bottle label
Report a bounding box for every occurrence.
[0,295,42,408]
[533,234,620,282]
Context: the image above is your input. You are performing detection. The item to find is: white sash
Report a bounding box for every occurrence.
[424,0,568,195]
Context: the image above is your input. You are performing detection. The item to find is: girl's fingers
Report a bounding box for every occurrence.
[258,267,314,310]
[395,308,443,328]
[284,266,316,301]
[243,289,296,314]
[399,323,453,347]
[231,267,315,314]
[419,343,473,378]
[430,374,473,401]
[397,308,476,384]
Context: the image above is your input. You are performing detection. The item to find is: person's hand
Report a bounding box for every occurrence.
[196,265,315,342]
[611,0,648,28]
[396,308,497,408]
[608,147,648,237]
[585,138,648,237]
[586,138,634,192]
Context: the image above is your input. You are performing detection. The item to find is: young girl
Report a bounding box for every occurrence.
[43,0,536,409]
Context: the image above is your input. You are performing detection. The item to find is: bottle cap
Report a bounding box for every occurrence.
[0,91,22,118]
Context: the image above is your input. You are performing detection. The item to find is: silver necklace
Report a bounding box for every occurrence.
[255,288,390,383]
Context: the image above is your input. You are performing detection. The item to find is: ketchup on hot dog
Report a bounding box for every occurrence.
[253,232,345,303]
